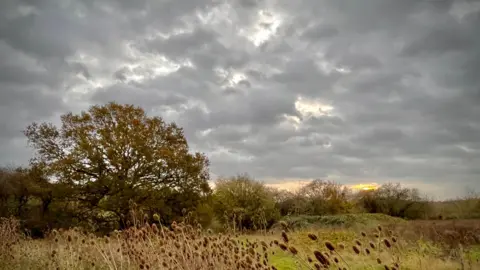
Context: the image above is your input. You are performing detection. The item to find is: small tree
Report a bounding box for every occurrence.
[212,174,279,231]
[359,182,432,219]
[24,102,211,230]
[270,188,309,216]
[297,179,354,215]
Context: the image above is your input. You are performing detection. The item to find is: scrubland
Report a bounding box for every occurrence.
[1,214,479,270]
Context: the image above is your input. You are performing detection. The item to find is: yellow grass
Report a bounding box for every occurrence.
[1,216,479,270]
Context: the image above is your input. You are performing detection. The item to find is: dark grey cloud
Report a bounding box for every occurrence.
[1,0,480,199]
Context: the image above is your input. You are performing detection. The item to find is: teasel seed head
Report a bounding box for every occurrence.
[352,245,360,255]
[383,239,392,248]
[308,233,318,241]
[313,250,330,266]
[281,230,289,243]
[325,241,335,251]
[288,246,298,255]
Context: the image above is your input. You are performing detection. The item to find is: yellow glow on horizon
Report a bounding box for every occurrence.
[350,183,380,191]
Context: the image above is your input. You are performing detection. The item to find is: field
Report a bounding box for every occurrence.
[1,214,479,270]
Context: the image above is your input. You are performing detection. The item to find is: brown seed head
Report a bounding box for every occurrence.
[313,250,330,266]
[352,245,360,255]
[288,246,298,255]
[281,230,289,243]
[325,241,335,251]
[383,239,391,248]
[308,233,318,241]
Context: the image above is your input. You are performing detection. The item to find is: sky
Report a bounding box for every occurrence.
[1,0,479,200]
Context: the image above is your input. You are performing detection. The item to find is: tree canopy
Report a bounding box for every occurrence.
[23,102,211,229]
[212,174,279,231]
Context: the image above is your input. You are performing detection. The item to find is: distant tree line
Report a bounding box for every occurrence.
[1,102,479,236]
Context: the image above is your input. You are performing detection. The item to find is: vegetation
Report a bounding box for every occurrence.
[1,213,479,270]
[212,174,279,232]
[1,102,479,269]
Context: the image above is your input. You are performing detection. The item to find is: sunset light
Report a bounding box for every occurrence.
[350,183,380,191]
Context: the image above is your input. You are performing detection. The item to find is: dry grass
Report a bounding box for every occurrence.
[390,219,480,248]
[1,216,479,270]
[250,219,480,270]
[0,216,275,270]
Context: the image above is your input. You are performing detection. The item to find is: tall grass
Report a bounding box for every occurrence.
[1,215,479,270]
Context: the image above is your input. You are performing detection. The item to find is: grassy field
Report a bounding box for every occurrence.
[1,214,479,270]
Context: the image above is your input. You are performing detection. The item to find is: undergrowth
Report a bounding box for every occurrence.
[0,214,479,270]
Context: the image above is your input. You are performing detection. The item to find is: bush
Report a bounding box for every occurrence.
[358,182,433,219]
[297,179,355,215]
[212,174,280,231]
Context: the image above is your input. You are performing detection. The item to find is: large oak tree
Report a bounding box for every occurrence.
[24,102,211,228]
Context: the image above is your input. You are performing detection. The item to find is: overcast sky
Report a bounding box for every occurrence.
[1,0,479,200]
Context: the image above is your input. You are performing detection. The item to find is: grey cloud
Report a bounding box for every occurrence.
[113,67,129,81]
[1,0,480,198]
[300,24,339,40]
[92,83,189,108]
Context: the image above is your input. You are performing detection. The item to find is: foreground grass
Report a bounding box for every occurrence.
[246,229,480,270]
[1,215,479,270]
